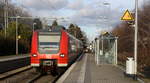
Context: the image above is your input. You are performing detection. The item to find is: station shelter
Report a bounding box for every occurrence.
[93,32,118,65]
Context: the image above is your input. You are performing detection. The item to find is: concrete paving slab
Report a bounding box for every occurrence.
[62,53,140,83]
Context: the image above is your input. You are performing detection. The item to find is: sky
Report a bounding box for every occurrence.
[11,0,144,41]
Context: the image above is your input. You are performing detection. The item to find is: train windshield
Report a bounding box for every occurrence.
[38,33,61,54]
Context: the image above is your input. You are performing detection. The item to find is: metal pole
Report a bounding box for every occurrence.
[4,0,6,37]
[95,39,98,63]
[33,23,36,33]
[74,24,77,38]
[102,36,104,55]
[16,17,18,55]
[115,38,118,65]
[134,0,138,75]
[97,39,99,65]
[7,0,9,28]
[95,40,97,63]
[33,24,34,33]
[6,0,8,29]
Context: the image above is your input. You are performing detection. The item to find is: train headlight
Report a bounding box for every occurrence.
[60,54,65,57]
[32,54,37,57]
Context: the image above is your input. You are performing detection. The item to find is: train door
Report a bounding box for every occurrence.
[68,36,77,64]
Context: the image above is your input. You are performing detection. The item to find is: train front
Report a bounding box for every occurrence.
[30,30,68,74]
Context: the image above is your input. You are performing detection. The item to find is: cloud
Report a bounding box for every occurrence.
[67,0,84,10]
[69,3,110,27]
[24,0,121,31]
[68,0,123,29]
[18,0,68,11]
[11,0,124,40]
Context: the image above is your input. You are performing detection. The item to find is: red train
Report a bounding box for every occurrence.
[30,26,83,75]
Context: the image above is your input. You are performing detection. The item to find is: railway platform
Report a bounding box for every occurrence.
[0,54,29,61]
[57,53,140,83]
[0,54,30,73]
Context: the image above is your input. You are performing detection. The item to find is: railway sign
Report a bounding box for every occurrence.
[121,10,134,21]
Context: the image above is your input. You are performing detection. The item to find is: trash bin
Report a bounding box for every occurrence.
[126,57,134,75]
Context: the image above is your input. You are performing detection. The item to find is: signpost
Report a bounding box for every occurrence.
[134,0,138,78]
[121,7,138,79]
[121,9,134,21]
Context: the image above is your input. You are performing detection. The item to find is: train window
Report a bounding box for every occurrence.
[71,45,76,51]
[69,37,77,53]
[38,34,60,54]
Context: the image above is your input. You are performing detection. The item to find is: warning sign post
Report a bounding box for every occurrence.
[121,10,134,21]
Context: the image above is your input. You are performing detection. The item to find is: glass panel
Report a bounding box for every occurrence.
[38,34,60,54]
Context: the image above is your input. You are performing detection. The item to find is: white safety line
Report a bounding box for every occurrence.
[77,54,87,83]
[56,54,84,83]
[56,62,77,83]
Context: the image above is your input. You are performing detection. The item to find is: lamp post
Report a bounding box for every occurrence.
[74,24,78,38]
[16,16,20,56]
[4,0,8,38]
[33,23,36,33]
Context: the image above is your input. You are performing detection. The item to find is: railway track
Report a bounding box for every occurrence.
[0,66,36,83]
[28,68,67,83]
[27,73,42,83]
[0,54,83,83]
[28,74,57,83]
[0,65,32,80]
[28,55,82,83]
[0,66,66,83]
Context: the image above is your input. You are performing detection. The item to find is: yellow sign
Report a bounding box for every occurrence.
[121,10,134,21]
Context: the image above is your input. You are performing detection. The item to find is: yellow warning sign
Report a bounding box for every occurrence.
[121,10,134,21]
